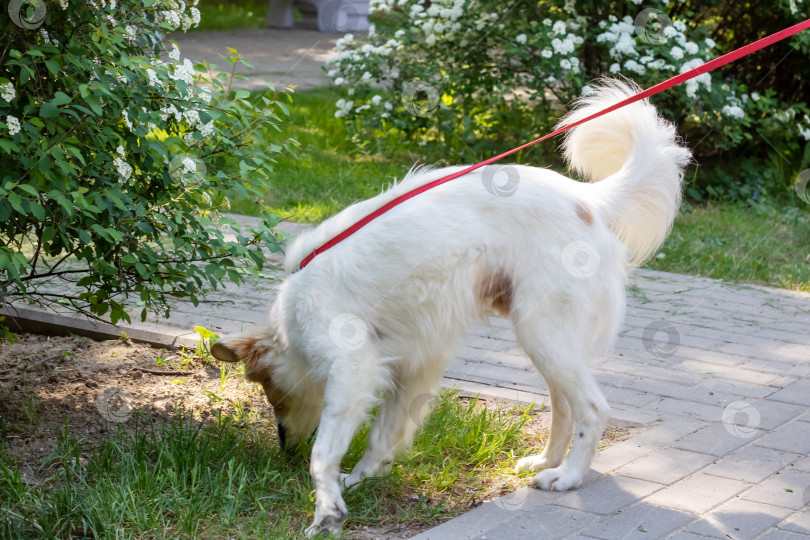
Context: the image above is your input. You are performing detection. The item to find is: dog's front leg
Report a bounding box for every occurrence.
[305,356,381,538]
[343,364,443,489]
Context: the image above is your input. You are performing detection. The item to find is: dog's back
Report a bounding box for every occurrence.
[282,80,690,375]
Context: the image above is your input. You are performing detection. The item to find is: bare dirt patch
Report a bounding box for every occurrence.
[0,332,268,477]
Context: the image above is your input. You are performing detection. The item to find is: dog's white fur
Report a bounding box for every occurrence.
[211,79,691,536]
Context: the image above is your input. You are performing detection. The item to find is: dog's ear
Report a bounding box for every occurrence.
[211,340,240,363]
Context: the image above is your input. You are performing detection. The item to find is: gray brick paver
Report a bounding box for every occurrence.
[741,358,809,378]
[551,475,664,515]
[755,421,810,454]
[667,347,748,367]
[580,503,695,540]
[686,499,794,540]
[740,469,810,510]
[629,378,737,406]
[702,446,803,484]
[614,448,715,484]
[650,397,728,422]
[665,533,724,540]
[758,528,810,540]
[740,399,808,431]
[643,473,752,514]
[767,380,810,407]
[673,422,763,457]
[717,342,806,368]
[779,509,810,535]
[790,456,810,473]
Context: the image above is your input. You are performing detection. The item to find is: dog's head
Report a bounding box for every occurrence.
[210,332,321,450]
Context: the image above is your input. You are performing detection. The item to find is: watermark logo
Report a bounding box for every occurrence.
[562,240,600,278]
[318,0,361,33]
[641,321,680,359]
[8,0,46,30]
[168,153,207,186]
[96,386,134,423]
[492,486,529,511]
[481,165,520,198]
[329,313,369,351]
[408,393,435,426]
[402,80,440,117]
[721,401,761,439]
[634,8,672,45]
[794,169,810,204]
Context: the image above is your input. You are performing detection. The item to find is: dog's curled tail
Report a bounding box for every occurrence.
[558,78,692,266]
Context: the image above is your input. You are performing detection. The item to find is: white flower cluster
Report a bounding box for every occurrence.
[799,116,810,141]
[122,110,133,131]
[334,98,354,118]
[5,115,20,136]
[114,145,133,182]
[679,58,712,99]
[182,157,196,174]
[159,0,201,32]
[169,43,181,61]
[0,82,15,102]
[172,58,195,86]
[146,68,161,87]
[598,16,711,97]
[721,104,745,119]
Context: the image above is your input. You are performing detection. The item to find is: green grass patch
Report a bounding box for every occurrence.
[648,203,810,292]
[195,0,269,31]
[231,87,419,223]
[0,391,545,539]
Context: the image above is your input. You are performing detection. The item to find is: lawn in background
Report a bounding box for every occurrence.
[195,0,269,31]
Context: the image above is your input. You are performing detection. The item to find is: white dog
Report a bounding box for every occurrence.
[211,79,691,536]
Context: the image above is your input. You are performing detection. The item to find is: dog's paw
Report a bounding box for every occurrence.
[515,454,551,474]
[305,501,347,538]
[529,467,583,491]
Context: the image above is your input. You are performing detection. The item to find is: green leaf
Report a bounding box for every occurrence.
[7,192,23,214]
[84,94,102,116]
[52,92,72,106]
[40,101,59,119]
[15,184,39,197]
[29,202,45,220]
[45,59,60,75]
[194,326,218,340]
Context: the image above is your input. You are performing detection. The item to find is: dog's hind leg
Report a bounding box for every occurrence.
[305,350,385,538]
[342,363,444,489]
[515,384,573,474]
[512,319,610,491]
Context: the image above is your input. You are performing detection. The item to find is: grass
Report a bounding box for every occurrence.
[231,87,418,223]
[0,391,545,539]
[647,202,810,291]
[194,0,269,31]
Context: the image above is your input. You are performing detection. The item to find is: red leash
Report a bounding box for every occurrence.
[296,18,810,272]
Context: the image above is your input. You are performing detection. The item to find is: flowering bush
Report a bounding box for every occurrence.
[326,0,810,202]
[0,1,296,324]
